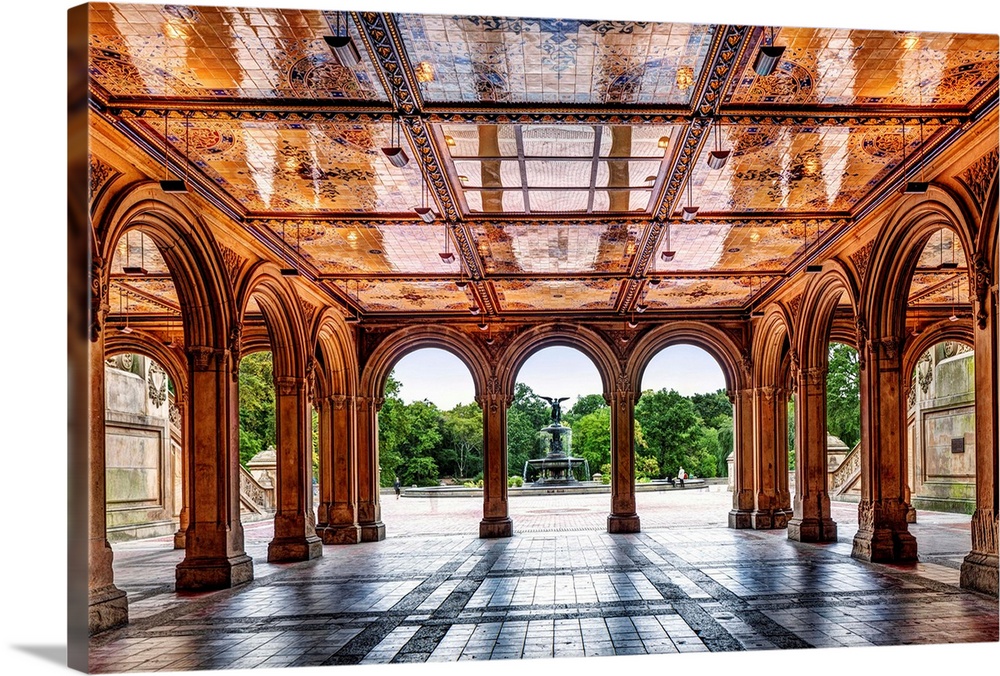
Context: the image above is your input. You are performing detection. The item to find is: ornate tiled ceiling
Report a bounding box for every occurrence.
[88,4,999,322]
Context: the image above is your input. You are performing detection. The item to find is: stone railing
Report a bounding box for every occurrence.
[239,465,274,515]
[830,442,861,495]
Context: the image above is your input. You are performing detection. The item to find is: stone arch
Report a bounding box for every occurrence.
[497,324,617,398]
[795,258,860,371]
[863,186,977,342]
[361,325,491,402]
[104,330,188,402]
[626,321,745,397]
[236,262,309,379]
[903,320,975,381]
[99,183,235,351]
[313,309,359,400]
[753,303,794,388]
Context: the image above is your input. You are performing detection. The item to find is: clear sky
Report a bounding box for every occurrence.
[390,344,726,410]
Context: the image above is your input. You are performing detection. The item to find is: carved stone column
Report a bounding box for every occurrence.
[608,388,640,533]
[355,396,386,542]
[961,257,998,594]
[267,376,323,562]
[749,386,787,529]
[478,388,513,538]
[851,336,916,562]
[175,346,254,590]
[729,387,755,529]
[172,400,189,549]
[87,318,128,633]
[788,367,838,543]
[776,389,793,520]
[316,395,361,544]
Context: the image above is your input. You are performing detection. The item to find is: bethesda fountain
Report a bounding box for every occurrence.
[522,396,589,485]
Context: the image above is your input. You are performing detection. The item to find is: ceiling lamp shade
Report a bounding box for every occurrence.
[706,149,731,170]
[753,44,785,77]
[681,206,699,222]
[478,321,489,331]
[649,277,662,286]
[381,146,409,167]
[455,280,468,289]
[751,309,765,317]
[635,303,648,314]
[469,305,481,315]
[805,264,823,273]
[324,35,360,67]
[280,268,300,276]
[626,318,639,330]
[159,179,188,193]
[122,266,147,276]
[657,136,670,149]
[438,251,455,263]
[119,325,134,334]
[415,206,435,223]
[904,181,929,194]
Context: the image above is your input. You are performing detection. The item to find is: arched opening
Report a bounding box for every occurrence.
[237,348,280,528]
[825,342,861,506]
[635,344,731,525]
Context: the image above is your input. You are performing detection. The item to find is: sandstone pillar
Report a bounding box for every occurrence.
[851,337,916,562]
[175,347,254,590]
[608,389,640,533]
[776,390,793,520]
[788,367,838,542]
[356,396,385,541]
[749,386,788,529]
[316,395,361,544]
[172,400,190,549]
[267,376,323,561]
[729,387,755,529]
[961,257,998,594]
[87,324,128,633]
[479,391,513,538]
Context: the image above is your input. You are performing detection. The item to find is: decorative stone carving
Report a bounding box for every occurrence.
[740,349,752,376]
[90,256,109,342]
[803,367,826,385]
[147,362,168,407]
[760,386,775,402]
[878,336,901,362]
[299,298,318,331]
[305,358,317,403]
[973,255,992,330]
[855,314,869,370]
[229,323,242,380]
[788,294,802,319]
[190,346,223,371]
[89,155,119,203]
[831,445,861,489]
[331,395,350,410]
[916,352,933,393]
[849,239,875,283]
[168,402,182,427]
[956,148,998,211]
[275,377,301,397]
[218,243,247,286]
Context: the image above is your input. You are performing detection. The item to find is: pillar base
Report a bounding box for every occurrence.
[176,554,254,591]
[267,535,323,562]
[851,528,917,563]
[749,509,788,530]
[787,517,838,543]
[173,529,186,550]
[89,584,128,635]
[359,521,386,542]
[960,552,999,596]
[906,506,917,524]
[607,514,640,534]
[318,525,361,545]
[728,509,753,529]
[480,517,513,539]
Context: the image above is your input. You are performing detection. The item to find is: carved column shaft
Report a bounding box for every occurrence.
[266,376,322,562]
[729,388,755,529]
[749,386,787,529]
[172,400,189,550]
[962,280,999,595]
[851,337,916,562]
[87,324,128,633]
[478,392,513,538]
[355,396,385,542]
[608,390,640,533]
[176,346,254,590]
[788,366,838,543]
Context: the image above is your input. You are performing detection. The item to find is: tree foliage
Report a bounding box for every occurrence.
[826,342,861,450]
[570,406,611,476]
[238,351,276,468]
[506,383,550,476]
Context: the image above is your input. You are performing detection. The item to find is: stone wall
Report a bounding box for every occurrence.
[907,342,976,514]
[105,354,179,541]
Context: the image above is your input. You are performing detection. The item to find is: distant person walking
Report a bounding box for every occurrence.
[394,476,401,499]
[677,466,686,487]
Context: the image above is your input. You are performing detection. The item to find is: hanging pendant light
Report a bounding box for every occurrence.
[122,231,148,276]
[661,223,676,262]
[681,176,699,221]
[325,11,360,67]
[438,223,455,263]
[119,287,133,334]
[160,112,189,193]
[753,26,785,77]
[280,222,301,276]
[940,230,958,269]
[903,118,929,194]
[805,220,823,273]
[706,118,731,170]
[415,171,436,224]
[381,117,409,167]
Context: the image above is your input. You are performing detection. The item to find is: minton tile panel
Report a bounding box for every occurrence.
[109,280,181,315]
[88,3,387,100]
[134,118,425,213]
[492,279,621,311]
[342,280,478,312]
[729,27,998,107]
[397,14,714,104]
[915,228,968,268]
[469,223,643,275]
[642,275,779,309]
[909,272,970,305]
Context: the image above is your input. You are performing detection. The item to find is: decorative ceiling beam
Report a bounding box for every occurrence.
[692,25,754,117]
[401,115,462,222]
[354,12,424,115]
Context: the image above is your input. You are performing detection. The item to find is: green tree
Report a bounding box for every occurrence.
[506,383,550,475]
[826,342,860,450]
[570,406,611,476]
[690,389,733,429]
[787,396,796,470]
[238,351,276,467]
[564,394,607,425]
[715,415,734,476]
[635,388,721,478]
[443,402,483,479]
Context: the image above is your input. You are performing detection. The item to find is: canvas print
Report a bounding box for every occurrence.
[67,1,999,674]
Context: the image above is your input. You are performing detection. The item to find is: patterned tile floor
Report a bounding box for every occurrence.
[89,487,998,673]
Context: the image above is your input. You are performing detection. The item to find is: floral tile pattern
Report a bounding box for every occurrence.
[469,223,644,275]
[493,279,621,311]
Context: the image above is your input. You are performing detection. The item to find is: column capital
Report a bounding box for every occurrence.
[275,376,306,396]
[187,345,228,371]
[802,366,826,385]
[357,396,385,413]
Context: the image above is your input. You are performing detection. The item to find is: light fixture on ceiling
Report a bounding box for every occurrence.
[644,175,657,186]
[159,112,189,193]
[122,231,148,276]
[681,178,699,222]
[280,222,301,276]
[635,303,648,314]
[381,117,409,167]
[456,280,468,289]
[675,65,694,91]
[627,313,638,330]
[948,268,962,322]
[469,304,481,316]
[940,229,959,269]
[439,224,456,263]
[753,26,786,77]
[118,286,133,334]
[661,223,676,263]
[903,118,929,194]
[324,12,360,67]
[478,321,489,332]
[485,325,495,346]
[444,135,456,147]
[657,136,670,150]
[706,118,731,170]
[415,171,437,224]
[804,222,823,273]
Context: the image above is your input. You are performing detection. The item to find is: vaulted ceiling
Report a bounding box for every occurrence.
[89,4,998,323]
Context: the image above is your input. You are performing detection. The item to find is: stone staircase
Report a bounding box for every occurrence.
[830,441,861,497]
